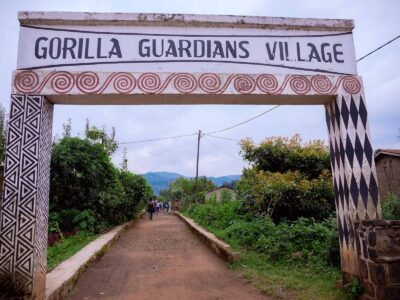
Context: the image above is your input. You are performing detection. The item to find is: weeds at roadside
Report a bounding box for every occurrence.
[47,230,97,271]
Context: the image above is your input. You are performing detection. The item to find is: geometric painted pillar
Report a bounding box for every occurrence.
[0,95,53,299]
[325,91,381,281]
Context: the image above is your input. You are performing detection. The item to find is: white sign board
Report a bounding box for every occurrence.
[17,13,357,75]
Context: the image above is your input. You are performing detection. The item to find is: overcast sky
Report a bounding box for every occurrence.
[1,0,399,177]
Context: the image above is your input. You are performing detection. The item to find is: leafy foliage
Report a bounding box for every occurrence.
[86,125,118,156]
[240,135,330,179]
[49,136,152,233]
[236,169,334,221]
[160,176,216,205]
[381,193,400,220]
[220,189,233,204]
[344,278,364,299]
[183,200,340,267]
[237,135,334,221]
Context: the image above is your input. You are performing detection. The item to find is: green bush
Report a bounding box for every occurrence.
[186,200,242,229]
[159,176,216,204]
[236,169,334,221]
[220,189,233,204]
[184,201,340,267]
[381,193,400,220]
[49,137,152,233]
[240,135,330,180]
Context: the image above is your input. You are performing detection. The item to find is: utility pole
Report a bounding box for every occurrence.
[195,130,202,197]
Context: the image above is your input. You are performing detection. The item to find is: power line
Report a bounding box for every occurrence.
[204,137,243,161]
[118,106,280,145]
[204,105,281,135]
[131,138,196,162]
[119,132,197,145]
[204,134,241,142]
[357,35,400,62]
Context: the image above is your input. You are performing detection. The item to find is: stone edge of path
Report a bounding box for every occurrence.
[173,211,240,263]
[45,212,145,300]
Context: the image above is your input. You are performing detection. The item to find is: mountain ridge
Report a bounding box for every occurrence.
[142,171,240,195]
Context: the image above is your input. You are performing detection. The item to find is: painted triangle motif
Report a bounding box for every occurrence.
[17,212,35,234]
[20,195,35,217]
[5,167,19,188]
[23,127,39,144]
[0,242,13,259]
[10,115,23,133]
[9,141,21,157]
[7,127,23,146]
[28,95,42,107]
[25,141,38,157]
[21,154,37,173]
[10,101,24,118]
[0,213,16,231]
[21,228,34,243]
[2,196,16,215]
[3,184,17,200]
[5,228,16,245]
[20,181,36,198]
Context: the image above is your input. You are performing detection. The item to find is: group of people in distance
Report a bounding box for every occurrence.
[146,200,170,220]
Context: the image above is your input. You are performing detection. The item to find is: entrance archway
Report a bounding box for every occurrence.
[0,12,380,299]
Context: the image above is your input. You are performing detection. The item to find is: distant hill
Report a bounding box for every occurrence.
[142,172,240,195]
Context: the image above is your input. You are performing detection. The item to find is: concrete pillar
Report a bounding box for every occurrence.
[325,91,381,281]
[0,94,53,299]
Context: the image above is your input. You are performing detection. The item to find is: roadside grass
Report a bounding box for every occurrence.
[185,216,346,300]
[47,230,97,272]
[229,250,346,300]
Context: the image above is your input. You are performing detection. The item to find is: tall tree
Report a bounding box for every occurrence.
[86,126,118,156]
[84,118,90,138]
[62,118,72,137]
[121,148,128,171]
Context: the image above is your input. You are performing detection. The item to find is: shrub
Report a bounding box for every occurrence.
[49,136,152,234]
[236,169,334,221]
[240,135,330,180]
[381,193,400,220]
[184,201,340,267]
[220,189,233,204]
[186,200,242,229]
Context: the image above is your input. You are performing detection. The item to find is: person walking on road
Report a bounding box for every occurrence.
[164,201,170,212]
[147,200,155,220]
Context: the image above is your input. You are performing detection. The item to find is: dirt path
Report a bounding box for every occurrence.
[67,213,270,300]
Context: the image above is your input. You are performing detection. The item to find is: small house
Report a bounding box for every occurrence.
[374,149,400,199]
[205,186,236,202]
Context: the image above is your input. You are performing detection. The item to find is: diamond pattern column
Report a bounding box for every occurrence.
[325,92,380,281]
[0,95,53,299]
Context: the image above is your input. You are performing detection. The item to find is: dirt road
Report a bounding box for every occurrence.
[67,213,269,300]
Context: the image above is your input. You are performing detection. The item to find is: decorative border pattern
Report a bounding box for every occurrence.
[0,95,53,297]
[325,94,380,276]
[14,71,361,96]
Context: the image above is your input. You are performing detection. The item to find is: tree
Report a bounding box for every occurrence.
[85,118,90,138]
[62,118,72,137]
[50,136,152,230]
[86,126,118,156]
[161,176,216,203]
[236,135,334,221]
[121,147,128,171]
[50,137,116,212]
[240,134,330,179]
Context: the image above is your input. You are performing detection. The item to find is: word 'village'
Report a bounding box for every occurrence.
[34,36,345,63]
